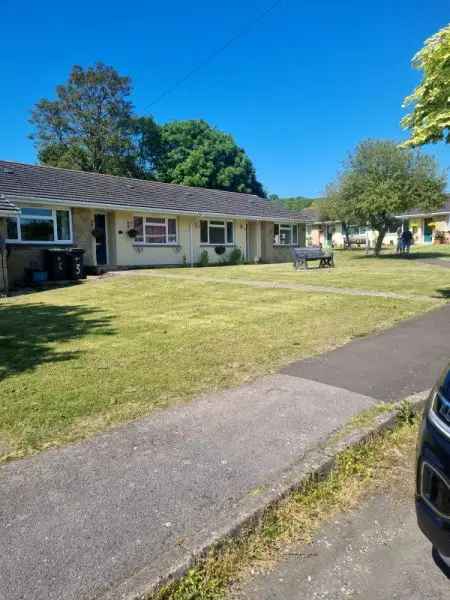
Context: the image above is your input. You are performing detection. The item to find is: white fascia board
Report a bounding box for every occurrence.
[311,220,339,225]
[395,211,450,219]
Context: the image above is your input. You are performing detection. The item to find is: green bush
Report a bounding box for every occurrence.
[228,248,242,265]
[198,250,209,267]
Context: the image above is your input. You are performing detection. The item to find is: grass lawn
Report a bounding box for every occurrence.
[163,245,450,299]
[0,271,437,461]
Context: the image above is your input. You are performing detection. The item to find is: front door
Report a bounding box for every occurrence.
[94,214,108,265]
[424,218,433,243]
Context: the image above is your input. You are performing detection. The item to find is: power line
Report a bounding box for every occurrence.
[145,0,285,109]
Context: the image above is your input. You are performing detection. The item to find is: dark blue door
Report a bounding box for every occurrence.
[94,214,107,265]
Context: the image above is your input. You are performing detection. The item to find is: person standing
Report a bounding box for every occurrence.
[402,228,413,255]
[396,226,403,254]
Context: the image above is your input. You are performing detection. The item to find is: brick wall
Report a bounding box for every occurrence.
[272,246,293,262]
[7,245,47,286]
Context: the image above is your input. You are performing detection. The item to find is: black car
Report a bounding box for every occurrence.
[416,365,450,571]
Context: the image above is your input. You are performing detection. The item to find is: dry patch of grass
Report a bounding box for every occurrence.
[152,416,419,600]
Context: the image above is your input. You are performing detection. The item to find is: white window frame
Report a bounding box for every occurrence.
[133,216,178,245]
[273,223,299,246]
[348,225,368,236]
[6,206,73,244]
[200,219,234,245]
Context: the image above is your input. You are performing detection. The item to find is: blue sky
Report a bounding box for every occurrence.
[1,0,448,197]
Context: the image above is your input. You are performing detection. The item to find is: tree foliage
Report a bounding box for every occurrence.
[30,66,265,195]
[267,195,326,213]
[401,24,450,147]
[30,63,160,177]
[325,140,446,254]
[321,183,354,246]
[276,196,313,211]
[155,120,265,196]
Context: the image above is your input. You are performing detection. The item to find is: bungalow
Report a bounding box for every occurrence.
[397,201,450,245]
[303,200,450,249]
[0,160,311,289]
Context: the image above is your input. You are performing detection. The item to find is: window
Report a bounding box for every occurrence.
[57,210,71,240]
[226,221,234,244]
[133,216,177,245]
[7,217,18,240]
[273,223,299,246]
[200,220,234,245]
[348,225,368,236]
[6,207,72,243]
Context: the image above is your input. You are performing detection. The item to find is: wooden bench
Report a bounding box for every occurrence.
[344,236,368,249]
[291,247,334,270]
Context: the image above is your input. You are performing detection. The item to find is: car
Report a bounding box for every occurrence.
[416,364,450,572]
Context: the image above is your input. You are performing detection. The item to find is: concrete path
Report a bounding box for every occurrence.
[234,483,449,600]
[420,257,450,269]
[109,269,439,302]
[1,376,374,600]
[2,304,450,600]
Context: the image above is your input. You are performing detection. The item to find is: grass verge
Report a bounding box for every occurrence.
[151,413,419,600]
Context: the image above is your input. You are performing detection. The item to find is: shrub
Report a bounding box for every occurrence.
[228,247,243,265]
[434,230,446,244]
[198,250,209,267]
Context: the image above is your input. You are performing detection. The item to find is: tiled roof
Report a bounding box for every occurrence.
[0,194,18,214]
[397,198,450,216]
[0,160,313,222]
[296,206,322,222]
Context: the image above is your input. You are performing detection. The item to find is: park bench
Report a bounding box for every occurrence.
[291,246,334,270]
[344,235,368,249]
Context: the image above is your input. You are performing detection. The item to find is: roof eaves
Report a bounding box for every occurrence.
[395,210,450,219]
[5,193,307,222]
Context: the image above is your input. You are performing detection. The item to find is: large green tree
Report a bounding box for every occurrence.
[269,195,314,211]
[30,63,160,178]
[321,183,353,248]
[401,24,450,147]
[155,120,265,196]
[326,140,446,255]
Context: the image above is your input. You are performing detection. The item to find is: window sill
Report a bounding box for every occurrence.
[6,240,73,246]
[132,243,181,248]
[200,244,235,247]
[273,244,297,248]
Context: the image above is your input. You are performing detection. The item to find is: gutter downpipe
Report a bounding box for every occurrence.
[189,222,194,267]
